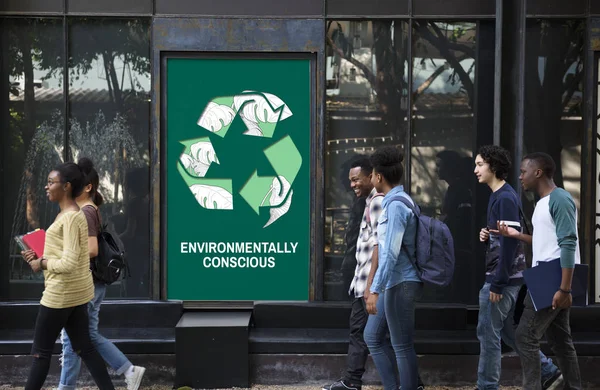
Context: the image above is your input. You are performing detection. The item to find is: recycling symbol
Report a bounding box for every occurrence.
[177,91,302,228]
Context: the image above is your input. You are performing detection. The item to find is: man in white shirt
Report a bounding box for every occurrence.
[497,152,581,390]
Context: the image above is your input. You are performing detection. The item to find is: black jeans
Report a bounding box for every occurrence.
[345,297,370,384]
[25,303,114,390]
[515,293,581,390]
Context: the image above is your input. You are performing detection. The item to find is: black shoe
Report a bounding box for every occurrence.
[542,370,564,390]
[322,380,361,390]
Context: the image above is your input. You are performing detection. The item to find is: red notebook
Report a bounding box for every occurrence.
[22,229,46,258]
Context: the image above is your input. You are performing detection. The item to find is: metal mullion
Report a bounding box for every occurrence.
[474,20,481,158]
[514,0,526,185]
[405,17,413,194]
[411,15,496,20]
[65,12,153,17]
[314,48,325,301]
[493,0,503,145]
[150,16,160,301]
[525,14,587,19]
[0,18,8,299]
[325,15,410,19]
[582,18,597,302]
[0,11,64,16]
[63,14,69,161]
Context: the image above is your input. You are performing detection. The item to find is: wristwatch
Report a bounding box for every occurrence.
[559,288,572,294]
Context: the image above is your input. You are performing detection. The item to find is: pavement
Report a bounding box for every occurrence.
[1,385,521,390]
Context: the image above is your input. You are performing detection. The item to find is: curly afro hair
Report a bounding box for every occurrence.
[477,145,511,180]
[370,146,405,185]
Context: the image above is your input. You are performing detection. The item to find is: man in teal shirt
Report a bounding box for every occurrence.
[498,152,581,390]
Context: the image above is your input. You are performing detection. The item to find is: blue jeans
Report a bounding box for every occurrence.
[59,282,132,390]
[477,283,558,390]
[364,291,399,390]
[365,282,422,390]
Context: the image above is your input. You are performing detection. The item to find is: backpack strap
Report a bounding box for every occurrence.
[388,195,421,274]
[93,206,104,234]
[390,195,420,217]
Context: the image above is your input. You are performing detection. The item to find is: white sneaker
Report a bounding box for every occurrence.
[125,365,146,390]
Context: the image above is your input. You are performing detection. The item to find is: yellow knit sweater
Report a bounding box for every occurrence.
[41,210,94,309]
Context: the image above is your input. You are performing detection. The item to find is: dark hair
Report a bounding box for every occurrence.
[350,156,373,176]
[370,146,405,185]
[53,162,85,199]
[523,152,556,179]
[78,157,104,206]
[477,145,511,180]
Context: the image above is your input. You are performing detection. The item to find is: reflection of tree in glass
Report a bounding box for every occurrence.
[7,19,63,146]
[9,113,63,256]
[524,20,584,189]
[326,21,476,139]
[6,19,64,230]
[327,21,409,141]
[9,111,143,244]
[70,111,143,208]
[412,22,475,107]
[6,18,150,240]
[67,18,150,109]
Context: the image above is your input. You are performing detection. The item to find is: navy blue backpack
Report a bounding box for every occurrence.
[393,196,455,287]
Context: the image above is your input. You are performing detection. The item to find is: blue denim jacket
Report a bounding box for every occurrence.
[370,185,420,294]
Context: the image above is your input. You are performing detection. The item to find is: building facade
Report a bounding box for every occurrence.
[1,0,600,386]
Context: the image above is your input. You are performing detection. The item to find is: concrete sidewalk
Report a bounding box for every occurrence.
[1,386,521,390]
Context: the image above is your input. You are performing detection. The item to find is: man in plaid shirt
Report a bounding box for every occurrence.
[323,157,383,390]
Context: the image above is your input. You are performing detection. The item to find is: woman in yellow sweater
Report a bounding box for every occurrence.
[21,162,114,390]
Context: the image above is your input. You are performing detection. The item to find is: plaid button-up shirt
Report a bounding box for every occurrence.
[349,187,383,298]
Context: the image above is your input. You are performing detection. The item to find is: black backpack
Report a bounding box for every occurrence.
[90,207,128,285]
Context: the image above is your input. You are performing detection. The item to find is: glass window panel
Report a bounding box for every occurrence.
[596,56,600,304]
[2,18,64,300]
[411,21,478,303]
[523,20,584,214]
[68,18,151,298]
[325,20,409,300]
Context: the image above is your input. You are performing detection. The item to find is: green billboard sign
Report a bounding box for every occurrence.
[166,57,311,301]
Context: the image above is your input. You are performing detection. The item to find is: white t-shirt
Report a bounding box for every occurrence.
[531,188,580,267]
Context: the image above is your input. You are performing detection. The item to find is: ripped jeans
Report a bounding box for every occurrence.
[25,303,114,390]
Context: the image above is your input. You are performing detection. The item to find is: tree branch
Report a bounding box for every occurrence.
[326,35,377,87]
[443,41,476,58]
[413,54,469,102]
[421,22,475,105]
